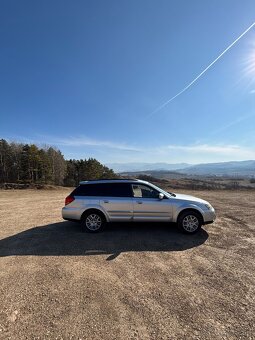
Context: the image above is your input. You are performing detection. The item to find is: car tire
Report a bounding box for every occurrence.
[177,211,202,234]
[81,211,106,233]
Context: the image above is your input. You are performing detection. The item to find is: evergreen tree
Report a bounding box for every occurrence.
[0,139,117,186]
[47,147,67,185]
[38,149,51,183]
[20,144,31,182]
[9,142,23,182]
[0,139,12,182]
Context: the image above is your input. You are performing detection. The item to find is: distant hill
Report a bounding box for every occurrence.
[109,160,255,178]
[106,162,190,173]
[120,170,187,180]
[178,160,255,177]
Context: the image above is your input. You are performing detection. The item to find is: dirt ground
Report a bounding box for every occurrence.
[0,188,254,340]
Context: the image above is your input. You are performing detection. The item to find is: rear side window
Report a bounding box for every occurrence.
[72,183,132,197]
[103,183,133,197]
[71,185,87,196]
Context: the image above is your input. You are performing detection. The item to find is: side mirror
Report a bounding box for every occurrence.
[159,192,164,200]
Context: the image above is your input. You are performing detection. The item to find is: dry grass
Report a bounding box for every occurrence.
[0,189,254,339]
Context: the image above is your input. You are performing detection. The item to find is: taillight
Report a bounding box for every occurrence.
[65,195,75,206]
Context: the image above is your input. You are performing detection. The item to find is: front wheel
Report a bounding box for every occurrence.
[178,211,202,234]
[81,211,105,233]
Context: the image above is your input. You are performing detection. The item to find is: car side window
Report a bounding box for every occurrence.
[132,184,159,198]
[73,183,133,197]
[104,183,133,197]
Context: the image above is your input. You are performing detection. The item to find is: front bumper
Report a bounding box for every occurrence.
[202,209,216,224]
[204,220,215,225]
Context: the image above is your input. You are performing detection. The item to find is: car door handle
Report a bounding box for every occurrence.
[137,201,143,204]
[104,200,109,203]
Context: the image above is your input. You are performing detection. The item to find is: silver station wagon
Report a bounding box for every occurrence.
[62,179,216,234]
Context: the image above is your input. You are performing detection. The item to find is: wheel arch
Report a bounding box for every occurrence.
[80,208,108,222]
[176,208,204,225]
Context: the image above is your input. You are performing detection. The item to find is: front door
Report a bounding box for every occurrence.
[131,183,172,222]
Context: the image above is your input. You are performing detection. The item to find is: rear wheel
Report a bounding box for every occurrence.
[178,211,202,234]
[81,211,105,233]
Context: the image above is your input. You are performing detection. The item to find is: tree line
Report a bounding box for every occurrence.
[0,139,117,186]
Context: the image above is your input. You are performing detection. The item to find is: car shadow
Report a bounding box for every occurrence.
[0,221,208,260]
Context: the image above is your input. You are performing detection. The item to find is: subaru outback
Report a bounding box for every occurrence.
[62,179,216,234]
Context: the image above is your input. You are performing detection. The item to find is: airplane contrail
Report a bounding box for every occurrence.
[148,21,255,118]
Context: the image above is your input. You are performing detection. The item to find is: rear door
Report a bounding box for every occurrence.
[99,183,134,221]
[131,183,172,221]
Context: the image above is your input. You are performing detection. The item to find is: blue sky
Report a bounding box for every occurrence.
[1,0,255,164]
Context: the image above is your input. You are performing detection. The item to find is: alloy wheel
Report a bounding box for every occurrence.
[85,214,102,231]
[182,214,199,233]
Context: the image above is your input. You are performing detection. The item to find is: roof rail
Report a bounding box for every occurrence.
[80,178,139,182]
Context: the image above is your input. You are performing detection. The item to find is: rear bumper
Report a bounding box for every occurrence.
[62,207,81,221]
[63,217,80,223]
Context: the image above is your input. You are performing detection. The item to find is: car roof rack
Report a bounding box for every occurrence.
[81,178,138,182]
[79,178,140,184]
